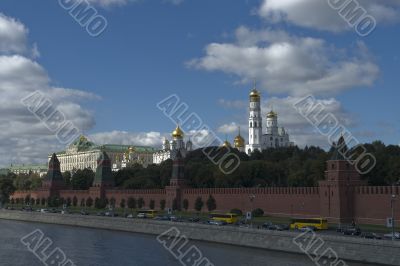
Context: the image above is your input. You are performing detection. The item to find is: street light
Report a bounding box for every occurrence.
[391,180,399,241]
[249,194,255,228]
[391,194,396,240]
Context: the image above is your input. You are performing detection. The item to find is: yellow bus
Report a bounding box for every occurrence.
[210,213,238,224]
[290,218,328,230]
[137,210,157,218]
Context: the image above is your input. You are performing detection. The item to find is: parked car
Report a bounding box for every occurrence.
[154,215,170,221]
[342,227,361,236]
[188,217,200,223]
[299,226,317,232]
[96,212,105,216]
[262,221,273,229]
[137,213,147,219]
[126,214,134,218]
[105,212,118,217]
[80,210,89,215]
[207,220,227,226]
[40,209,49,213]
[383,232,400,240]
[360,232,381,240]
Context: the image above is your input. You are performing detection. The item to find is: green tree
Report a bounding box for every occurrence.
[127,197,136,212]
[0,176,15,205]
[172,198,179,211]
[206,195,216,212]
[72,196,78,207]
[120,198,126,209]
[66,197,72,207]
[149,199,155,210]
[182,199,189,211]
[160,199,166,210]
[63,171,72,187]
[194,197,203,212]
[71,168,94,190]
[86,197,93,208]
[110,197,116,208]
[137,197,145,209]
[95,198,107,209]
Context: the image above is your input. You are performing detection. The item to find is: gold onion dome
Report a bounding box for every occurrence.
[172,125,184,138]
[234,134,245,148]
[249,89,260,101]
[267,110,277,118]
[222,140,231,148]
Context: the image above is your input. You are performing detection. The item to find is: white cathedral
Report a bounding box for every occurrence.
[244,86,294,155]
[153,126,193,164]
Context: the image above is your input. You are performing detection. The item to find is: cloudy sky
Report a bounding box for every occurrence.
[0,0,399,166]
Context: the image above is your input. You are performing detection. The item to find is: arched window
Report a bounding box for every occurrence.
[254,122,257,128]
[250,122,253,128]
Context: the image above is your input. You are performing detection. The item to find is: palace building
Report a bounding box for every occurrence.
[50,135,155,173]
[153,125,193,164]
[245,85,293,154]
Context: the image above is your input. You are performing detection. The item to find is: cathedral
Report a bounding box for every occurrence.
[244,85,293,155]
[153,126,193,164]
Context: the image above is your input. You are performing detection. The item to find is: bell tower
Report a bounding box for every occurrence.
[246,81,262,154]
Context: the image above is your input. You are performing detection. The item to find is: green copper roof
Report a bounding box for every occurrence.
[52,136,156,156]
[0,168,10,176]
[9,164,47,171]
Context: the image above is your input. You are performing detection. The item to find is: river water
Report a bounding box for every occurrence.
[0,219,370,266]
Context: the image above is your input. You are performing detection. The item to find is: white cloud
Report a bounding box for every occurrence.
[258,0,400,32]
[188,26,379,96]
[0,13,28,54]
[0,14,98,167]
[217,122,241,134]
[89,131,165,147]
[84,0,183,7]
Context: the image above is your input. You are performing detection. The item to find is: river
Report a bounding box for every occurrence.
[0,219,370,266]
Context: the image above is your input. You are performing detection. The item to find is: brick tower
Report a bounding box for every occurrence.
[41,153,65,197]
[166,150,186,210]
[319,136,367,224]
[90,151,114,199]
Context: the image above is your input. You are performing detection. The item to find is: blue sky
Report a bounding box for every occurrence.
[0,0,399,166]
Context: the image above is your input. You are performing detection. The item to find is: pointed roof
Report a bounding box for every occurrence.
[331,136,348,160]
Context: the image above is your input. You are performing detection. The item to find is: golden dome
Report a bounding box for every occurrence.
[172,125,184,138]
[249,89,260,102]
[222,140,231,148]
[267,110,277,118]
[129,146,135,151]
[234,134,245,148]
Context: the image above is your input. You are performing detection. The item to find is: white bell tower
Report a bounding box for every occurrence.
[246,82,262,154]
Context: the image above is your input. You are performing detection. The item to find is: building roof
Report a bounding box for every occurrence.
[9,164,47,171]
[52,135,156,156]
[331,136,348,160]
[0,168,10,176]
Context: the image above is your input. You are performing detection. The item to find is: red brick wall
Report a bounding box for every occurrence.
[354,186,400,225]
[182,187,320,217]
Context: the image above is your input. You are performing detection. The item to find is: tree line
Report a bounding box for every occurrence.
[1,140,399,203]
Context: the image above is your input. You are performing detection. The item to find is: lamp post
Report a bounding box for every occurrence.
[249,194,255,228]
[391,194,396,240]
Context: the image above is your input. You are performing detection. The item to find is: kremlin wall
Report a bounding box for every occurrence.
[10,136,400,227]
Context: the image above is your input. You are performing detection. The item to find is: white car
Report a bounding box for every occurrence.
[40,209,49,213]
[137,213,147,219]
[384,232,400,239]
